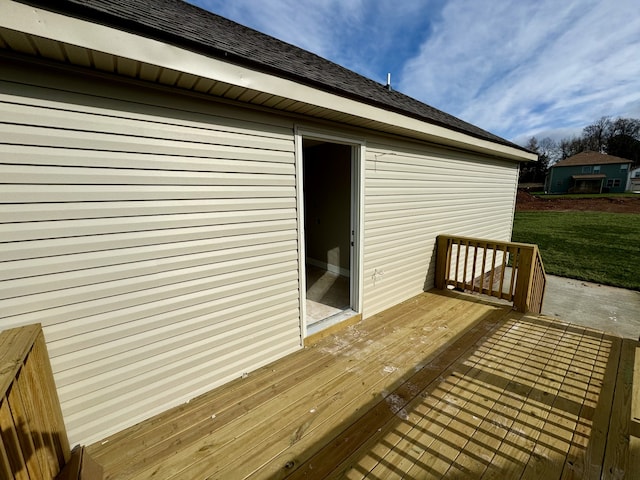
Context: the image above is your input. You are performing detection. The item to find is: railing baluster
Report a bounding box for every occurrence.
[488,244,497,297]
[462,240,470,289]
[470,244,478,292]
[436,235,546,313]
[454,239,461,289]
[479,242,488,294]
[498,244,508,299]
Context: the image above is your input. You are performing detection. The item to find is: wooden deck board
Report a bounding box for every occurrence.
[87,290,637,480]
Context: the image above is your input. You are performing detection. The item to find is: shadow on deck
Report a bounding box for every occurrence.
[87,290,639,479]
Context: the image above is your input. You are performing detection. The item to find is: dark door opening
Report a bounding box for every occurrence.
[302,139,352,326]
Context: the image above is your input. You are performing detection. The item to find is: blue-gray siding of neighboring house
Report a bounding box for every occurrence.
[546,162,630,194]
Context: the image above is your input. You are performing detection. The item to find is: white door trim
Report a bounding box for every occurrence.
[294,126,365,340]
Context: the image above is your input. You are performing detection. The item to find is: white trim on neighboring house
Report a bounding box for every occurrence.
[0,0,535,164]
[627,167,640,191]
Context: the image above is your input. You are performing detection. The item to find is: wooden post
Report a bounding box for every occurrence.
[513,246,535,312]
[435,235,450,290]
[0,324,71,479]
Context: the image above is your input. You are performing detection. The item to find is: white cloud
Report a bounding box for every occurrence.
[399,0,640,141]
[190,0,434,83]
[190,0,640,142]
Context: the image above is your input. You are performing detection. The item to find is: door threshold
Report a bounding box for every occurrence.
[305,309,361,346]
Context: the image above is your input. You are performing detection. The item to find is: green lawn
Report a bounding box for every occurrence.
[512,211,640,291]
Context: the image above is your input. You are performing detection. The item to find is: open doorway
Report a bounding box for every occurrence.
[301,138,359,334]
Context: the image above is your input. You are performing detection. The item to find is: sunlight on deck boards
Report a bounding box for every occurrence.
[87,290,638,479]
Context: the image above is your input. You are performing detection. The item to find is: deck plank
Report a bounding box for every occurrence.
[602,339,636,480]
[86,290,629,480]
[91,291,454,478]
[173,295,505,479]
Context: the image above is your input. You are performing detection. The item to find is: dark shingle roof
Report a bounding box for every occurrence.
[553,151,632,167]
[22,0,526,152]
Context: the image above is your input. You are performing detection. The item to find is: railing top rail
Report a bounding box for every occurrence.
[0,323,42,396]
[437,234,539,251]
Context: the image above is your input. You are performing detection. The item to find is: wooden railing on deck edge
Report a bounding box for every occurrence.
[435,235,547,313]
[1,323,71,479]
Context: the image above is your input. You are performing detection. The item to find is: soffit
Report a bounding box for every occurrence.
[0,2,536,162]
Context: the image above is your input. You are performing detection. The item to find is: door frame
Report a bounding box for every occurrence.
[294,126,365,340]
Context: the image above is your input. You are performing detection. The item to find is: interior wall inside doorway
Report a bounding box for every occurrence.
[302,141,351,276]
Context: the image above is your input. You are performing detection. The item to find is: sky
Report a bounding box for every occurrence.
[190,0,640,146]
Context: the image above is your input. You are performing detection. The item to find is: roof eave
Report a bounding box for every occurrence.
[1,0,535,162]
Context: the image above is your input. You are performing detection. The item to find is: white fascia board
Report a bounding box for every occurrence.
[2,1,535,162]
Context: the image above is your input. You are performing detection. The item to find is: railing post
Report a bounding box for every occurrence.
[513,246,535,312]
[0,324,71,479]
[435,235,450,290]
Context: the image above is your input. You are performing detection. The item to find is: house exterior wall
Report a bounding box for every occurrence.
[361,139,519,317]
[628,167,640,192]
[547,163,630,194]
[0,57,522,445]
[0,59,302,445]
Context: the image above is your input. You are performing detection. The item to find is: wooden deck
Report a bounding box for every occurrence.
[87,290,639,479]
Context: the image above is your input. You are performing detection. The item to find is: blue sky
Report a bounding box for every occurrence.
[190,0,640,146]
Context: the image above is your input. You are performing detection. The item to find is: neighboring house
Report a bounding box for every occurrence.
[627,166,640,192]
[0,0,536,445]
[545,151,632,194]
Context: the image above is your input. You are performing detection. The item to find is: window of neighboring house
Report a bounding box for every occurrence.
[613,179,621,187]
[593,165,601,173]
[582,166,592,174]
[621,164,629,170]
[606,179,614,187]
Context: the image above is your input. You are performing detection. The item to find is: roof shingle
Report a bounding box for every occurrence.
[21,0,528,152]
[553,151,632,167]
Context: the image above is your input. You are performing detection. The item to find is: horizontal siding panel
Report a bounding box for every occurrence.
[2,240,297,298]
[366,169,515,184]
[61,325,299,424]
[52,291,300,380]
[0,164,294,186]
[0,61,303,446]
[0,197,295,222]
[0,145,296,170]
[0,123,293,154]
[1,229,295,264]
[0,100,297,145]
[365,198,510,215]
[1,212,296,243]
[58,305,300,402]
[364,204,508,227]
[364,191,512,205]
[1,251,298,317]
[363,143,518,318]
[58,308,298,409]
[1,184,296,202]
[48,281,299,359]
[3,266,298,330]
[65,330,301,445]
[0,77,294,136]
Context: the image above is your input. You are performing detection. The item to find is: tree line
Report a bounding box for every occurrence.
[519,117,640,184]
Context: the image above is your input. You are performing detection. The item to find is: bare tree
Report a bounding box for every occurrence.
[582,116,612,153]
[519,136,551,183]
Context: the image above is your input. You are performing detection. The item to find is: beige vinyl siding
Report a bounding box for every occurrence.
[363,141,519,317]
[0,62,301,445]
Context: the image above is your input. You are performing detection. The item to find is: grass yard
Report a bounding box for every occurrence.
[512,211,640,291]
